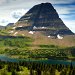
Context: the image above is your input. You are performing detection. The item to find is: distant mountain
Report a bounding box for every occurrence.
[7,23,14,27]
[0,25,5,29]
[16,3,73,36]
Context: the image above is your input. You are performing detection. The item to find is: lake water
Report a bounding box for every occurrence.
[0,54,75,66]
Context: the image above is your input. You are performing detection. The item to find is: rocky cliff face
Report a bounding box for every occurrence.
[16,3,73,37]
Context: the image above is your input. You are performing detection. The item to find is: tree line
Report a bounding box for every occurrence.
[0,60,75,75]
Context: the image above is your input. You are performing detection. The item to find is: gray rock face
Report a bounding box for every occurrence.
[7,23,14,27]
[17,3,74,35]
[0,26,5,30]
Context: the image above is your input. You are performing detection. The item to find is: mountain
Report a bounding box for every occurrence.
[0,25,5,29]
[16,3,73,36]
[6,3,75,47]
[7,23,14,27]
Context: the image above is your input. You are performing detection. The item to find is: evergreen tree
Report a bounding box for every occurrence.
[12,70,17,75]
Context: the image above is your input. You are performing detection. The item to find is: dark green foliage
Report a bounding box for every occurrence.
[0,37,33,48]
[0,60,75,75]
[11,70,17,75]
[7,63,22,72]
[4,37,32,48]
[39,44,58,48]
[0,63,4,69]
[60,70,67,75]
[69,46,75,56]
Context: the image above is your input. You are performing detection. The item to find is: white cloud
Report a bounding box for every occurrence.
[7,0,75,4]
[0,9,28,26]
[59,15,69,19]
[0,0,17,5]
[40,0,74,4]
[57,8,70,15]
[11,9,28,19]
[0,0,6,5]
[49,0,74,4]
[54,5,75,15]
[0,19,8,23]
[0,18,9,26]
[61,19,75,33]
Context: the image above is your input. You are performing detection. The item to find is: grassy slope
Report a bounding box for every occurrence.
[0,26,75,59]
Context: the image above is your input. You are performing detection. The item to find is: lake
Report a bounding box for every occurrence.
[0,54,75,66]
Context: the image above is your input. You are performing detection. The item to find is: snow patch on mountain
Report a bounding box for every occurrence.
[48,36,50,38]
[57,34,63,39]
[33,26,37,29]
[18,26,23,27]
[29,31,34,34]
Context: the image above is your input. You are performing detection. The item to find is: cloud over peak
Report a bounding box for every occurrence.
[11,9,28,19]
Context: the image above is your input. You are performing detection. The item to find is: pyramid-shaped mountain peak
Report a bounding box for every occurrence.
[16,3,73,36]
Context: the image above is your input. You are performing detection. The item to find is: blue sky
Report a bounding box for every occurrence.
[0,0,75,33]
